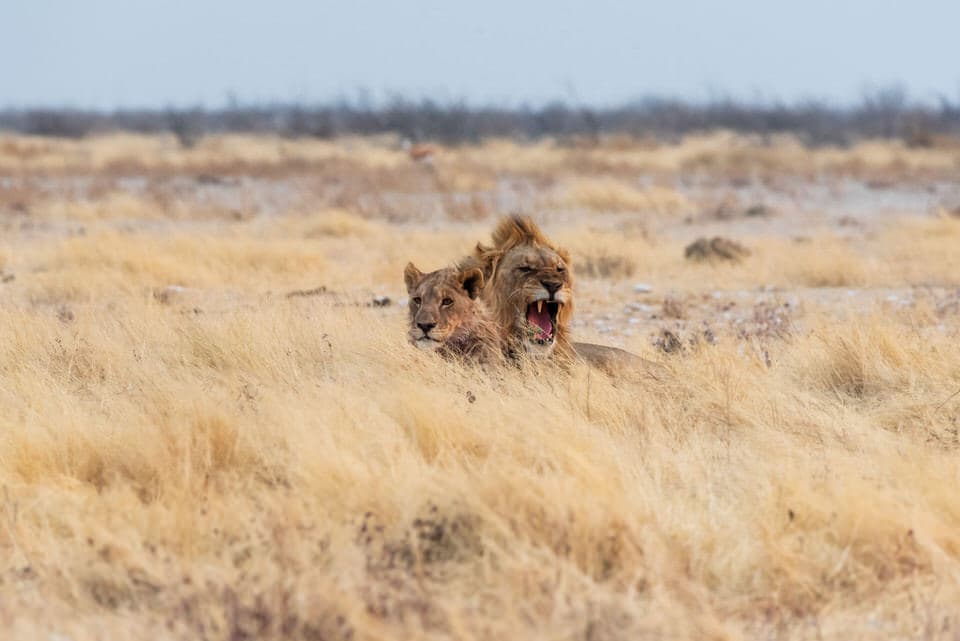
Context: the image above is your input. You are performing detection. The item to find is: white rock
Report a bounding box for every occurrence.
[633,283,653,294]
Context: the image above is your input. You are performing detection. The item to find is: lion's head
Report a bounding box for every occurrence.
[472,216,573,359]
[403,263,498,360]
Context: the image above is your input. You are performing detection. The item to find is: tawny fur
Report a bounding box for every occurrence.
[467,216,575,360]
[467,216,659,374]
[404,263,503,364]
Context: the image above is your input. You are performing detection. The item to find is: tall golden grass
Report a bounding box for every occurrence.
[1,134,960,640]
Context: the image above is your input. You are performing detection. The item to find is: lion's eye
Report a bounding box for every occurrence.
[517,266,533,273]
[412,297,421,306]
[441,297,454,307]
[557,265,566,272]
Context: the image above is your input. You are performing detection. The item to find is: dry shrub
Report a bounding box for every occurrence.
[684,237,751,263]
[662,296,687,320]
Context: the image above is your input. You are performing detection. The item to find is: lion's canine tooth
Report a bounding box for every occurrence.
[537,301,543,313]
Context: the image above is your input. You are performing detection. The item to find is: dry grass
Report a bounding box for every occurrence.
[556,177,691,215]
[291,209,381,239]
[30,191,171,222]
[3,131,959,181]
[18,232,327,304]
[2,134,960,640]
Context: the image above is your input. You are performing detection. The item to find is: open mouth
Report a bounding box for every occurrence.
[525,300,562,345]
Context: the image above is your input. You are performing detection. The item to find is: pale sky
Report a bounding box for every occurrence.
[2,0,958,109]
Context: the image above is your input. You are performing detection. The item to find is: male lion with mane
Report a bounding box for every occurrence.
[469,216,574,359]
[470,215,660,375]
[404,262,502,363]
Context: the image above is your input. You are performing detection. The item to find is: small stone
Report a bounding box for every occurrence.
[633,283,653,294]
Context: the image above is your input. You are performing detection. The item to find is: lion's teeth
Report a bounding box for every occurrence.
[537,301,543,313]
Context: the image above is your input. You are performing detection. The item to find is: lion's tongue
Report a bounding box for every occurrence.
[527,304,553,340]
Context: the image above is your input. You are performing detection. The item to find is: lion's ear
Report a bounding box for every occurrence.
[404,262,424,293]
[475,248,502,280]
[459,267,484,299]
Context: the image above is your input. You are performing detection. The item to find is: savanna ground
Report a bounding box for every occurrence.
[1,132,960,640]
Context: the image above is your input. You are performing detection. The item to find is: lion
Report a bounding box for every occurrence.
[469,216,574,360]
[403,262,502,363]
[470,215,663,377]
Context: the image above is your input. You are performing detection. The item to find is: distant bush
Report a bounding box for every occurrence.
[2,89,959,145]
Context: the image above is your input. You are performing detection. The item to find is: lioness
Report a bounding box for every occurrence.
[403,263,501,362]
[470,216,574,359]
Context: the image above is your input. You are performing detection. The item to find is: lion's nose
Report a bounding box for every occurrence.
[417,322,436,335]
[541,280,562,294]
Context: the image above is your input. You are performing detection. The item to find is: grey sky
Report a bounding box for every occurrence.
[3,0,958,109]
